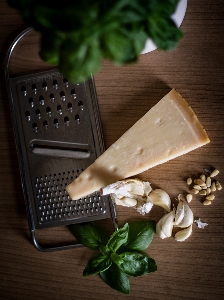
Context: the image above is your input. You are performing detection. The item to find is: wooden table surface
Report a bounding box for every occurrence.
[1,1,224,299]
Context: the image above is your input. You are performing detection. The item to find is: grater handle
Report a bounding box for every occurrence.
[31,229,84,252]
[5,27,33,82]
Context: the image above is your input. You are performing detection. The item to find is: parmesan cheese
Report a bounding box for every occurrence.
[66,89,210,200]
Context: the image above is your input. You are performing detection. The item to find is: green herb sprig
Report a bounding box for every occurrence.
[8,0,183,83]
[70,221,157,294]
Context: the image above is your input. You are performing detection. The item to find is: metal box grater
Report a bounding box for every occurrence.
[5,28,117,251]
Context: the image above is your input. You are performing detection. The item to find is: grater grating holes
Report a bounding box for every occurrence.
[29,97,34,107]
[42,81,47,91]
[75,114,80,124]
[21,86,27,96]
[71,89,76,99]
[60,91,66,101]
[35,170,106,223]
[53,80,58,89]
[25,111,31,121]
[36,109,41,119]
[32,84,37,94]
[39,95,44,105]
[63,78,69,87]
[78,101,84,110]
[57,105,62,115]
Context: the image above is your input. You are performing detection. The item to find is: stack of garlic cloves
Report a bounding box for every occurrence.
[156,199,194,242]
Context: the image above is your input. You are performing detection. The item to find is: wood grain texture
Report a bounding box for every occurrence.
[0,0,224,299]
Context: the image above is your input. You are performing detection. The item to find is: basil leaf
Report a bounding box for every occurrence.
[69,222,108,250]
[83,254,112,277]
[113,252,157,277]
[39,30,64,65]
[148,14,183,50]
[100,262,130,294]
[107,223,129,252]
[59,37,102,82]
[101,29,136,64]
[99,244,111,256]
[119,221,156,252]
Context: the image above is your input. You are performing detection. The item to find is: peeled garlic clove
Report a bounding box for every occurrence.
[155,224,168,239]
[175,201,184,225]
[126,179,144,196]
[156,210,175,239]
[110,194,129,207]
[178,202,194,228]
[175,225,192,242]
[122,197,137,207]
[149,189,171,212]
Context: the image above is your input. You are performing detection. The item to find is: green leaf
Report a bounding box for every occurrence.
[101,29,136,64]
[59,37,102,82]
[100,263,130,294]
[99,244,111,256]
[69,222,108,250]
[148,14,183,50]
[119,221,156,252]
[39,30,64,65]
[148,0,180,16]
[8,0,182,82]
[83,254,112,277]
[107,223,129,252]
[112,252,157,277]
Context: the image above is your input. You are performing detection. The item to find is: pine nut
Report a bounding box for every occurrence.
[195,179,206,186]
[210,169,219,177]
[200,174,206,182]
[186,194,193,203]
[187,177,192,185]
[211,182,216,192]
[202,185,207,190]
[199,190,207,196]
[203,200,212,206]
[191,189,199,194]
[206,177,211,187]
[206,187,211,195]
[206,194,215,201]
[216,181,222,190]
[193,185,202,191]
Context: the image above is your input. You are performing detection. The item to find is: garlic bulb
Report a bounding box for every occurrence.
[101,179,153,215]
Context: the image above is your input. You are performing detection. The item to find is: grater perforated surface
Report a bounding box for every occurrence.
[10,70,113,229]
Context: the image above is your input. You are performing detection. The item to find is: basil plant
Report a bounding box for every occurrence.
[8,0,183,82]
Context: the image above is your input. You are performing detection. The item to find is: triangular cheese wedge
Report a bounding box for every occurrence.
[66,89,209,200]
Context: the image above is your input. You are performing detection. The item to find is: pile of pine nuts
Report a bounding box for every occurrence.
[186,169,222,205]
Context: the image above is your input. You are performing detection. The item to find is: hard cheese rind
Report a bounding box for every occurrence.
[66,89,210,200]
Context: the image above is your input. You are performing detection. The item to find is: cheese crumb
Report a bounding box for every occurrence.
[194,218,208,229]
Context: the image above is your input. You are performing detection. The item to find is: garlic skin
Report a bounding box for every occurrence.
[156,210,175,239]
[149,189,171,212]
[175,225,192,242]
[194,218,208,229]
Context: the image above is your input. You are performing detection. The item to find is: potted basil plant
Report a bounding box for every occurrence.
[8,0,184,83]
